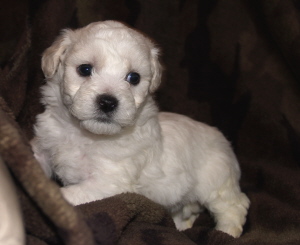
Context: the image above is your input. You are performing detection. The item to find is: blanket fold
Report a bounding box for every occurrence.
[0,0,300,244]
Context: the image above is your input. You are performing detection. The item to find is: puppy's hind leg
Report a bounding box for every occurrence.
[203,178,250,238]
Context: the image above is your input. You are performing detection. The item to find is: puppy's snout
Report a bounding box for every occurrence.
[97,94,119,113]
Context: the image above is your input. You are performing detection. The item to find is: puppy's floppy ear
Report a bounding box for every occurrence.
[149,47,162,93]
[41,29,73,79]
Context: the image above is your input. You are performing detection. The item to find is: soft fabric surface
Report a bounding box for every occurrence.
[0,0,299,244]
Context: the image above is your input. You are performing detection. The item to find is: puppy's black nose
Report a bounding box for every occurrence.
[97,94,119,113]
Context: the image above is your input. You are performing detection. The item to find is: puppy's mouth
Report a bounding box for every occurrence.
[79,118,123,135]
[95,116,113,124]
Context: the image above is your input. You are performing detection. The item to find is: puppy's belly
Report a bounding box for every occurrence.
[135,113,208,206]
[137,167,194,208]
[136,112,240,208]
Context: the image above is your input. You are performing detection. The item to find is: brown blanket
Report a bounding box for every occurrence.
[1,0,300,244]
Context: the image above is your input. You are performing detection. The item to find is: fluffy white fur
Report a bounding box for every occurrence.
[31,21,250,237]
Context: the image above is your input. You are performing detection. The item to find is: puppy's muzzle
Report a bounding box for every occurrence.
[97,94,119,114]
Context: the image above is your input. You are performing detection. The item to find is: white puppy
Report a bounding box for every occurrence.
[31,21,249,237]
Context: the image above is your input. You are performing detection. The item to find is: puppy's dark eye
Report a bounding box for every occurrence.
[125,72,140,85]
[77,64,93,77]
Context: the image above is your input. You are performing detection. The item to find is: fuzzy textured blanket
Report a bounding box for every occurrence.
[0,0,299,244]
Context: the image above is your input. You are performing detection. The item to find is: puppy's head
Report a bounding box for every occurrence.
[42,21,162,135]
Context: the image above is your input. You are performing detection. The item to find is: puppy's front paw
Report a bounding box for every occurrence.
[60,186,88,206]
[60,186,77,205]
[60,183,106,206]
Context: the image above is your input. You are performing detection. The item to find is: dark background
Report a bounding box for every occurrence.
[0,0,300,244]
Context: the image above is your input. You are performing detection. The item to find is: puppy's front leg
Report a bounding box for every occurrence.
[60,180,121,206]
[61,185,90,206]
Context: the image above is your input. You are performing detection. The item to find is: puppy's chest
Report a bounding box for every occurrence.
[45,115,161,186]
[52,137,148,186]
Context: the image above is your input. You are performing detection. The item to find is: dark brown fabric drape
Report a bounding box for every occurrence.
[0,0,299,244]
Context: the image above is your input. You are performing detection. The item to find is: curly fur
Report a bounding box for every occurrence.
[31,21,249,237]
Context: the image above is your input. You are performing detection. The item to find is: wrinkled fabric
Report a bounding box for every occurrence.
[0,0,299,244]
